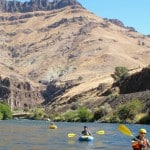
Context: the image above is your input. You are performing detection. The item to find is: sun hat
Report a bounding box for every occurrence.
[139,128,147,134]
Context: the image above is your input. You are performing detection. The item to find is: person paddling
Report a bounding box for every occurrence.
[81,126,92,136]
[50,122,55,126]
[131,128,150,150]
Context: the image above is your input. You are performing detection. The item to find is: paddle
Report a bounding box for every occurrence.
[117,124,134,137]
[96,130,105,134]
[117,124,138,140]
[67,130,105,138]
[68,133,77,138]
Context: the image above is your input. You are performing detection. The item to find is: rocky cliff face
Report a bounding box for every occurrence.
[119,67,150,94]
[104,18,136,32]
[0,0,82,13]
[0,76,44,110]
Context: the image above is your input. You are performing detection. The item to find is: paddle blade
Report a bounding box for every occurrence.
[68,133,76,138]
[96,130,105,134]
[117,124,133,137]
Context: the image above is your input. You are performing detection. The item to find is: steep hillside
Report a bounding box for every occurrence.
[0,0,150,112]
[103,67,150,113]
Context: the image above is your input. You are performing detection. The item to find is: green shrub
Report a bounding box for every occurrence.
[116,99,143,122]
[109,113,120,123]
[63,110,78,121]
[62,107,94,122]
[77,107,93,122]
[0,112,3,120]
[30,108,46,120]
[112,66,129,81]
[53,115,64,122]
[0,103,12,120]
[94,107,107,120]
[93,103,112,121]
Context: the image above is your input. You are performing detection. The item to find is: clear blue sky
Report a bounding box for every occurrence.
[78,0,150,35]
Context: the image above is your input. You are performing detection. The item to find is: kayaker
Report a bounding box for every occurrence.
[81,126,92,136]
[131,128,150,150]
[50,122,55,126]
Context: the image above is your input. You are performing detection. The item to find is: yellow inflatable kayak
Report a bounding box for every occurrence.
[49,125,57,129]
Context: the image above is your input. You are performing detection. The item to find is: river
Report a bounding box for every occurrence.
[0,120,150,150]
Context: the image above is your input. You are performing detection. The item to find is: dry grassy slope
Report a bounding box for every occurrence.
[0,6,150,102]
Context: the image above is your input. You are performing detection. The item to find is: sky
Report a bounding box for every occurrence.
[78,0,150,35]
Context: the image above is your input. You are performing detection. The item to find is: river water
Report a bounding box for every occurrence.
[0,120,150,150]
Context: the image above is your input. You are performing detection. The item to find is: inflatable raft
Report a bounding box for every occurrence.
[78,135,94,141]
[49,125,57,129]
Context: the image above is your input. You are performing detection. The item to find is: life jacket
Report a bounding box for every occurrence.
[132,136,149,150]
[82,131,90,136]
[132,141,140,150]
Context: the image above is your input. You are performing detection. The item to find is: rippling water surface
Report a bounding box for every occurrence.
[0,120,150,150]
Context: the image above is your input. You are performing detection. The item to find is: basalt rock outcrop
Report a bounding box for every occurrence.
[119,67,150,94]
[0,0,82,13]
[0,76,44,110]
[104,18,137,32]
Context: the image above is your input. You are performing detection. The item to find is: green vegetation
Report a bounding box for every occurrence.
[105,99,143,123]
[77,107,93,122]
[63,110,78,122]
[0,112,3,120]
[0,96,148,124]
[112,66,129,81]
[0,103,12,120]
[93,103,112,121]
[28,108,48,120]
[60,107,93,122]
[117,99,143,122]
[50,99,147,124]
